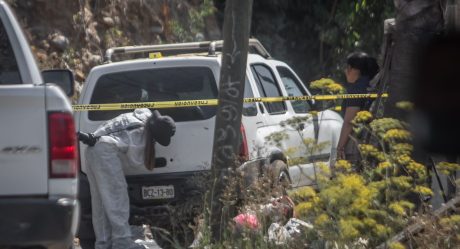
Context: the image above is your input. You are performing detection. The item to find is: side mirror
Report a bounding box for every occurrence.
[42,69,75,97]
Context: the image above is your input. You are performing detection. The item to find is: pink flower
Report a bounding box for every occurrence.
[233,213,260,230]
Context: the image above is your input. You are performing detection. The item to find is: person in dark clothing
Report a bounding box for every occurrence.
[337,52,379,160]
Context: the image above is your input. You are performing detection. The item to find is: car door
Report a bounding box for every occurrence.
[241,69,267,160]
[268,62,322,187]
[248,63,297,156]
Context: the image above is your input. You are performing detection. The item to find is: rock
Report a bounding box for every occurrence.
[86,22,101,45]
[49,52,58,61]
[195,33,204,42]
[268,223,290,245]
[39,40,50,50]
[102,17,115,27]
[268,218,314,245]
[89,54,102,66]
[35,50,48,63]
[151,19,164,34]
[82,50,102,67]
[113,16,121,25]
[50,34,69,51]
[75,70,85,82]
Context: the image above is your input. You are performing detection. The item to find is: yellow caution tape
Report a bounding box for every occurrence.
[73,93,388,111]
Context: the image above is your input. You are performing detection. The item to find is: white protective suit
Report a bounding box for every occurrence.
[86,108,152,249]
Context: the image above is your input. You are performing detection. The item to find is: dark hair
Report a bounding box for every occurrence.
[144,115,156,171]
[346,52,379,79]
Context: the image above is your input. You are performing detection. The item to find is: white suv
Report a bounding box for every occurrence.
[75,40,343,245]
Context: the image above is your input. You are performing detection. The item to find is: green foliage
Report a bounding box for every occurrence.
[249,0,394,83]
[170,0,215,42]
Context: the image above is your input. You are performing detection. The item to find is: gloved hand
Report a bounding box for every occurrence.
[77,131,98,146]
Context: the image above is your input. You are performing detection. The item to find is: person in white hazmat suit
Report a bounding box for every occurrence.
[78,108,176,249]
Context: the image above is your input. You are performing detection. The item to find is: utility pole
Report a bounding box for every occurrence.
[209,0,253,242]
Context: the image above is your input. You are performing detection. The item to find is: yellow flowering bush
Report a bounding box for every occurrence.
[287,109,435,247]
[389,242,406,249]
[335,159,352,173]
[436,161,460,175]
[391,143,413,156]
[369,118,405,138]
[309,78,344,111]
[395,101,414,111]
[383,129,411,142]
[310,78,344,94]
[352,110,373,124]
[413,185,433,196]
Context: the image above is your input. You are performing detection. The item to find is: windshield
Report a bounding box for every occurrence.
[89,66,218,122]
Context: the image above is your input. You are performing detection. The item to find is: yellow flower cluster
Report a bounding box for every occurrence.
[377,161,392,170]
[290,186,317,201]
[370,118,404,138]
[315,213,330,227]
[436,162,460,175]
[335,159,352,172]
[322,174,376,212]
[406,161,427,178]
[413,185,433,196]
[291,186,320,217]
[310,78,344,94]
[339,217,362,240]
[391,143,413,156]
[375,161,393,175]
[359,144,386,162]
[389,204,405,216]
[383,129,411,142]
[295,201,314,217]
[440,215,460,227]
[353,111,373,124]
[389,242,406,249]
[391,176,413,189]
[396,101,414,111]
[389,201,414,216]
[373,224,392,238]
[395,155,411,166]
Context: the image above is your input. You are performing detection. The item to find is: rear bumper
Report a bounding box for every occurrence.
[126,170,210,206]
[0,197,79,248]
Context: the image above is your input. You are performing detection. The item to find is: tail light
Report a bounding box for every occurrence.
[239,124,249,162]
[48,112,78,178]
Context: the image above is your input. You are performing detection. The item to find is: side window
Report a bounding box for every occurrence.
[243,77,257,116]
[251,64,286,114]
[0,19,21,84]
[277,66,311,113]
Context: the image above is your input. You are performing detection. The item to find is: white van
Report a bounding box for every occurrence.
[75,40,343,246]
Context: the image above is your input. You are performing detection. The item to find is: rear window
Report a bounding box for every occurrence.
[0,19,21,84]
[89,67,218,122]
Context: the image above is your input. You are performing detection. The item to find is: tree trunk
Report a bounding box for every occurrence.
[209,0,253,242]
[384,0,444,119]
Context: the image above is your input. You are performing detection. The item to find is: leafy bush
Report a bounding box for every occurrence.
[290,110,433,247]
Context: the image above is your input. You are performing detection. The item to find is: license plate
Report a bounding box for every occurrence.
[142,185,175,200]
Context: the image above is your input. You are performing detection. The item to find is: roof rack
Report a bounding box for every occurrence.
[104,38,271,63]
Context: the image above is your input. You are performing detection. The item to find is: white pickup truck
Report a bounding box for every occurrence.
[0,1,79,248]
